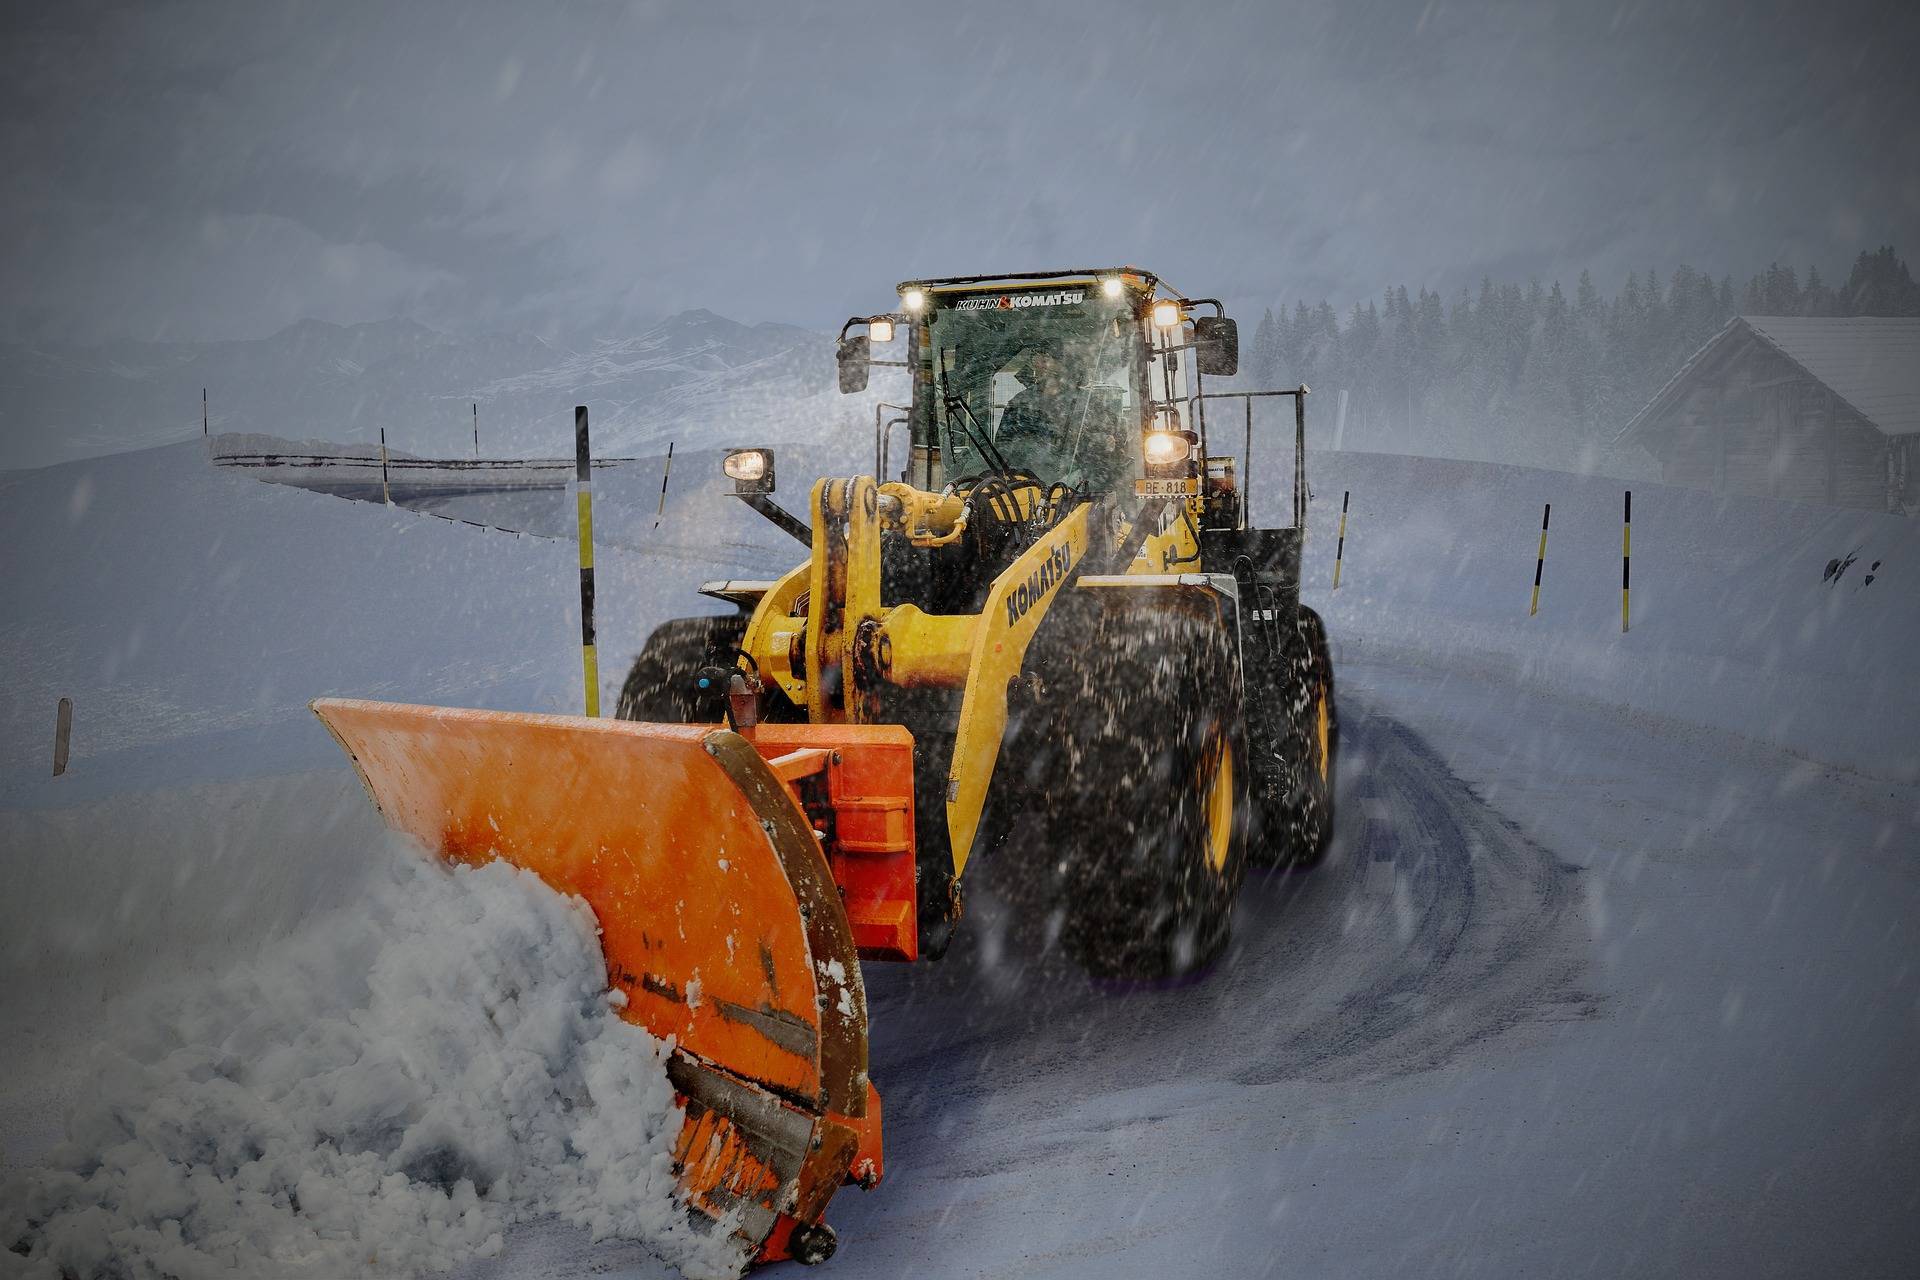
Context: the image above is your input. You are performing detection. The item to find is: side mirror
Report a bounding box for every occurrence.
[1194,316,1239,377]
[837,336,870,394]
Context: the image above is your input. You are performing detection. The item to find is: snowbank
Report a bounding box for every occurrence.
[0,439,677,807]
[1,773,383,1039]
[1,441,750,1279]
[1,846,745,1280]
[1291,452,1919,780]
[0,439,736,1069]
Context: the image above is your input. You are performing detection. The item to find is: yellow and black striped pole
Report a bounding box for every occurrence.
[653,440,673,531]
[1622,490,1631,633]
[1332,489,1350,589]
[1529,502,1550,616]
[574,405,600,717]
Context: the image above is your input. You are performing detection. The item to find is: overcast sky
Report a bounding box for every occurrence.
[4,0,1916,345]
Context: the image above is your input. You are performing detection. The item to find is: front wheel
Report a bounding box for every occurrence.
[1036,599,1249,980]
[614,615,746,722]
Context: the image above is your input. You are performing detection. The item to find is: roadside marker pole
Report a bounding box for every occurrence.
[1332,490,1349,589]
[654,441,674,531]
[473,403,479,457]
[53,697,72,777]
[379,428,393,506]
[575,406,600,717]
[1529,502,1551,616]
[1622,490,1631,633]
[202,388,208,437]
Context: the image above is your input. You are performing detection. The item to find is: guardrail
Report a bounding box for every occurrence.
[211,451,638,473]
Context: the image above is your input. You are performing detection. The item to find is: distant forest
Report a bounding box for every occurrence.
[1243,245,1920,474]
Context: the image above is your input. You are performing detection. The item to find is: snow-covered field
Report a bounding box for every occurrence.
[2,438,1915,1277]
[1302,452,1917,782]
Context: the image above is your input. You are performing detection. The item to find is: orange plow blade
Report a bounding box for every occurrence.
[311,698,880,1267]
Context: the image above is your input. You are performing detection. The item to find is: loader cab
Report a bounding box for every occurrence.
[841,270,1215,497]
[912,279,1149,494]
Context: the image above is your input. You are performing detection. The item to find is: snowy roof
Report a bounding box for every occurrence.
[1620,315,1920,441]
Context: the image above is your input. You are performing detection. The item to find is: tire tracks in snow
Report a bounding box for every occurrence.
[1223,694,1595,1086]
[857,693,1596,1175]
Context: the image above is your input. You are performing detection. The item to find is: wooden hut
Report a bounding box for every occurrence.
[1618,316,1920,513]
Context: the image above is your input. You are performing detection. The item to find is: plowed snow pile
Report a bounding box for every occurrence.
[1,844,745,1280]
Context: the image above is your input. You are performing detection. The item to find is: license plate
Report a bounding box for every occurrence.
[1134,477,1198,497]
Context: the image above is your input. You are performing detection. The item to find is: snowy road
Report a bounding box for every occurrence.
[821,693,1591,1275]
[464,654,1917,1279]
[7,657,1913,1280]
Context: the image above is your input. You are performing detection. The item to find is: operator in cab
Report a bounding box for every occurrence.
[994,347,1132,490]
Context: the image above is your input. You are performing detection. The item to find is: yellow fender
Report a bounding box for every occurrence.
[943,503,1093,874]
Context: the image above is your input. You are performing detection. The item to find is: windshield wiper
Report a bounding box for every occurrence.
[943,394,1052,527]
[942,394,1023,488]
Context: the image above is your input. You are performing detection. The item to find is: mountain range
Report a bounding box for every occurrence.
[0,311,851,469]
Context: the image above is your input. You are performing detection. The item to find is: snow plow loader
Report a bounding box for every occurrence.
[313,267,1337,1269]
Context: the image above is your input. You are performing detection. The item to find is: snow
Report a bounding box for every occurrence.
[1292,451,1919,780]
[0,440,699,807]
[827,664,1917,1278]
[1,442,748,1278]
[0,310,849,470]
[3,435,1915,1277]
[1,848,745,1280]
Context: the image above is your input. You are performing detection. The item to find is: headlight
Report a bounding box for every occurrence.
[868,318,894,343]
[723,448,773,493]
[723,450,767,481]
[1101,277,1125,299]
[901,288,926,312]
[1151,300,1182,329]
[1143,430,1192,466]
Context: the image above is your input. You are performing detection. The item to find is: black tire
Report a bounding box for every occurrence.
[1254,606,1336,869]
[1034,597,1250,979]
[614,615,747,722]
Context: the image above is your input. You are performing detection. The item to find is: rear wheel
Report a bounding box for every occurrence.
[614,615,747,722]
[1036,599,1249,979]
[1254,607,1337,869]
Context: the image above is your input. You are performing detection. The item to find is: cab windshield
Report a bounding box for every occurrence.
[922,289,1140,492]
